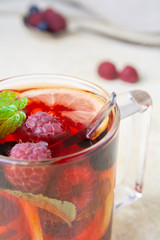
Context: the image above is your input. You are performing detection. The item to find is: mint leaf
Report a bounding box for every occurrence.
[0,188,76,226]
[0,91,17,108]
[0,111,26,139]
[0,97,28,123]
[0,90,17,98]
[0,90,28,139]
[13,97,28,110]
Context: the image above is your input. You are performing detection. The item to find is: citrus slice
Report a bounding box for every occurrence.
[20,88,109,140]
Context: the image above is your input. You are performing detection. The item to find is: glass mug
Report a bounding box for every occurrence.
[0,74,152,240]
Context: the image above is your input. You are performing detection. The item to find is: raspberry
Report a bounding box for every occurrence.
[9,141,51,159]
[26,12,44,27]
[39,164,98,239]
[48,165,96,210]
[25,112,68,143]
[43,8,66,32]
[119,65,139,83]
[4,142,54,193]
[98,61,117,80]
[25,7,66,33]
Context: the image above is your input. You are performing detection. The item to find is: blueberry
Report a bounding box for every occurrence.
[1,141,18,156]
[29,5,39,15]
[0,143,5,155]
[78,139,93,149]
[37,21,48,31]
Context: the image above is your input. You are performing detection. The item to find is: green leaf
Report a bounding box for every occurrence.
[0,188,76,226]
[0,90,28,138]
[13,97,28,110]
[0,90,17,97]
[0,111,26,139]
[0,91,17,108]
[0,97,28,123]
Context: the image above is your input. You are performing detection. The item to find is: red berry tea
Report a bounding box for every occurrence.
[0,86,118,240]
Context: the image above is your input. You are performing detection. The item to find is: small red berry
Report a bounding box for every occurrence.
[48,165,96,210]
[26,112,64,136]
[119,65,139,83]
[98,61,117,80]
[26,12,43,27]
[9,141,51,159]
[23,112,68,143]
[43,8,66,32]
[4,142,54,193]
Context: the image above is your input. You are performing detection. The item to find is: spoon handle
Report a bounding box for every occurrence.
[86,92,116,138]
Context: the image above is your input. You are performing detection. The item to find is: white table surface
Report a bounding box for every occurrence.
[0,2,160,240]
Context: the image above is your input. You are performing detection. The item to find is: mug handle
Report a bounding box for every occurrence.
[114,90,152,211]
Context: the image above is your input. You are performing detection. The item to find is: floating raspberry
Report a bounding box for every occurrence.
[39,208,93,239]
[25,112,68,143]
[26,112,62,135]
[98,61,117,80]
[48,165,96,210]
[4,142,54,193]
[43,8,66,32]
[9,141,51,159]
[119,65,139,83]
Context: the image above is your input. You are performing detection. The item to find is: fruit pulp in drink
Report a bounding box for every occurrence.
[0,87,118,240]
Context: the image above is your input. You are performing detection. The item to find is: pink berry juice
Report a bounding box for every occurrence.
[0,75,120,240]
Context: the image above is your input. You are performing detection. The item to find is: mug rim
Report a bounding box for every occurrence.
[0,74,120,166]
